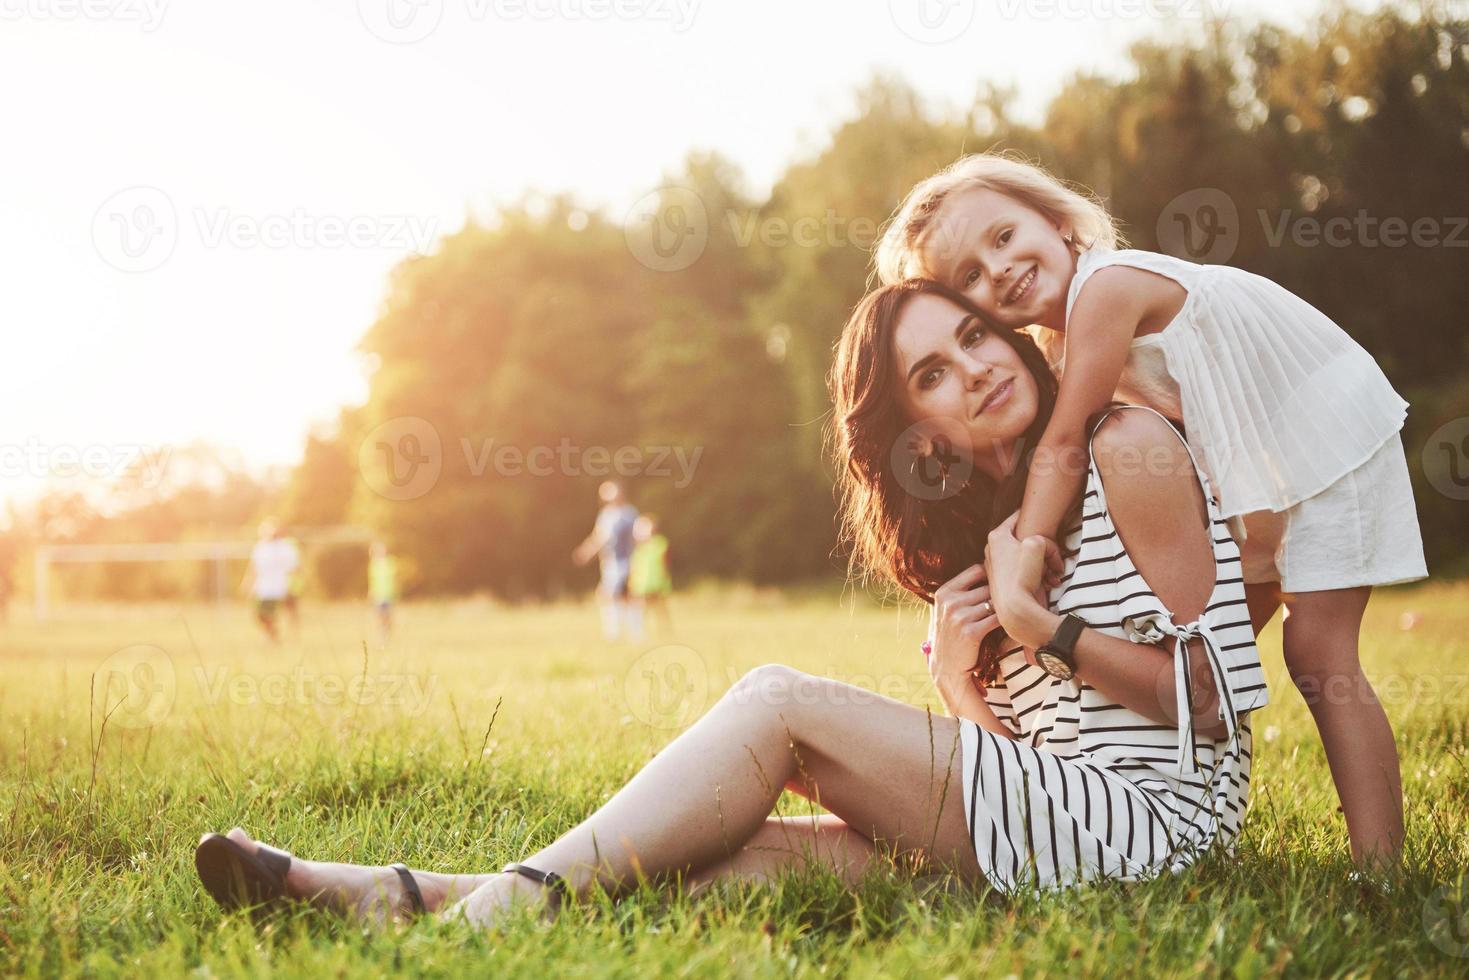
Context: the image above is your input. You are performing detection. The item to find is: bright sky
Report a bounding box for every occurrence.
[0,0,1365,514]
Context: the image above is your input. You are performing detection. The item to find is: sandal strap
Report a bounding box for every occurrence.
[389,863,426,916]
[252,842,293,880]
[501,862,569,907]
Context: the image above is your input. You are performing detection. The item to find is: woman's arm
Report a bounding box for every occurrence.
[1013,267,1178,544]
[931,669,1018,740]
[988,411,1227,737]
[924,576,1017,740]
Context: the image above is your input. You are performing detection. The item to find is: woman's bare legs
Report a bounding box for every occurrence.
[1280,586,1404,871]
[211,827,501,921]
[445,664,983,927]
[683,814,882,895]
[220,665,981,926]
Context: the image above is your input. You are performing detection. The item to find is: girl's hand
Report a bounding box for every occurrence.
[928,564,1002,684]
[984,513,1056,649]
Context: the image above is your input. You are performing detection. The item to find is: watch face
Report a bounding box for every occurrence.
[1036,650,1073,680]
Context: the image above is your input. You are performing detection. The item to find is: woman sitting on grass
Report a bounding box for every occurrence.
[195,279,1269,927]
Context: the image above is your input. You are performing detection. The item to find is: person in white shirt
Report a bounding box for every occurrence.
[241,519,300,643]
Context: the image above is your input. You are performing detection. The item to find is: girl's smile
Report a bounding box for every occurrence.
[917,187,1077,331]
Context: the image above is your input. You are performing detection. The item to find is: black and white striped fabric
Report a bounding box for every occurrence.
[945,405,1271,894]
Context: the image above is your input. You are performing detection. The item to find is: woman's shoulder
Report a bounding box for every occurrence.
[1089,407,1212,540]
[1089,404,1182,448]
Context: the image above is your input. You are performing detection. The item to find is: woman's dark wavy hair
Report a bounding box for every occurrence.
[826,279,1060,678]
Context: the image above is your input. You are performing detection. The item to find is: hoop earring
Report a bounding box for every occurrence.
[907,453,952,497]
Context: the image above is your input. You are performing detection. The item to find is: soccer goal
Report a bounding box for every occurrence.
[32,525,375,620]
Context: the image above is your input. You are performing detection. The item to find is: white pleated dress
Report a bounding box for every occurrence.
[1048,248,1426,592]
[943,406,1270,895]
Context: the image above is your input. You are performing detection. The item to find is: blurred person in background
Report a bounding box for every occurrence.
[368,539,399,642]
[240,519,299,644]
[628,514,673,641]
[572,480,639,642]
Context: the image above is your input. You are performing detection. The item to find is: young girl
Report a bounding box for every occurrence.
[875,152,1427,871]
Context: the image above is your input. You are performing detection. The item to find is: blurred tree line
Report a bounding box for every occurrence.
[22,3,1468,602]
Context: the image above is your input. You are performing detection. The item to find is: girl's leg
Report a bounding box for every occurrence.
[1280,586,1404,870]
[446,664,983,927]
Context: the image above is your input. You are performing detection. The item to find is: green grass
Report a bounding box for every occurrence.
[3,582,1468,977]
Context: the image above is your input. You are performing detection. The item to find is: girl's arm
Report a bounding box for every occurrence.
[989,410,1228,736]
[1012,267,1159,543]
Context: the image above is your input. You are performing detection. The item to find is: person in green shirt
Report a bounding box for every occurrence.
[368,540,399,640]
[628,515,672,641]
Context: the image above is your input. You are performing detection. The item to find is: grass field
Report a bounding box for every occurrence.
[3,581,1468,977]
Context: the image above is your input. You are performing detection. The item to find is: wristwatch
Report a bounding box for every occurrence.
[1035,614,1085,680]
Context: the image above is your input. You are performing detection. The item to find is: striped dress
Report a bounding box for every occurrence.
[944,405,1271,895]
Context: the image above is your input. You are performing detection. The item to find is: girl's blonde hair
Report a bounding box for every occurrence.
[874,151,1125,286]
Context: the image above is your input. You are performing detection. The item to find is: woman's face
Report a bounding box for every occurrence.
[916,187,1076,331]
[892,291,1039,481]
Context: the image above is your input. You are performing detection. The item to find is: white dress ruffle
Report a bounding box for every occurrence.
[1053,248,1409,518]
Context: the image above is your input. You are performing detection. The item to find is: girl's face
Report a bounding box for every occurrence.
[917,187,1077,331]
[892,292,1039,481]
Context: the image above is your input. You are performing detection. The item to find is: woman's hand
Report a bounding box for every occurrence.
[928,564,1002,685]
[984,513,1060,650]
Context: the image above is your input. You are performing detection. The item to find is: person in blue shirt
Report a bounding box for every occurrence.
[572,480,639,641]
